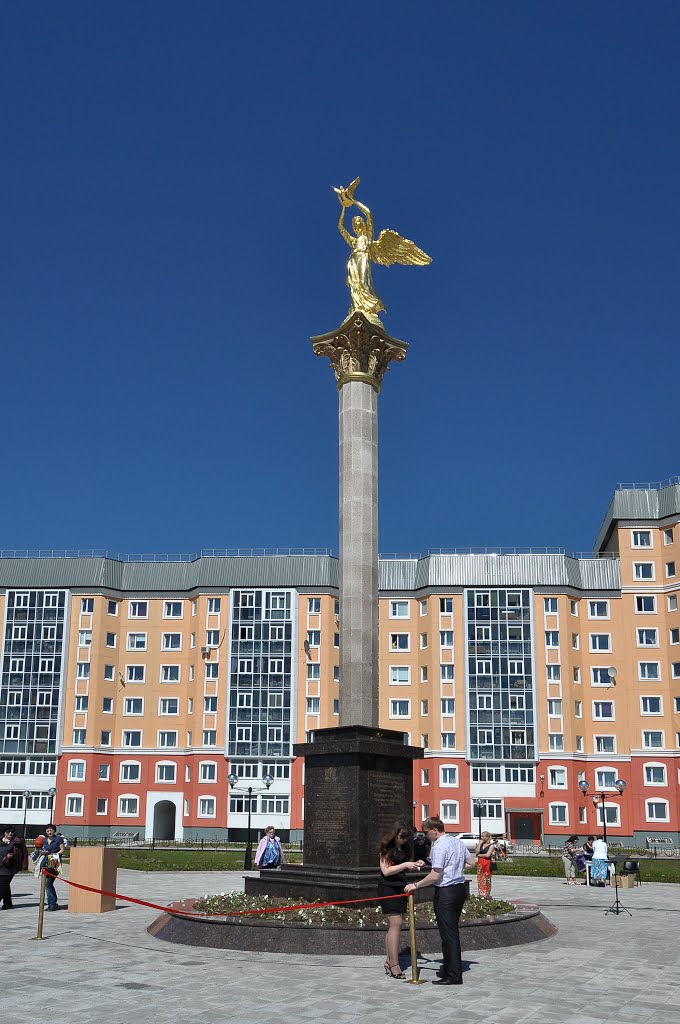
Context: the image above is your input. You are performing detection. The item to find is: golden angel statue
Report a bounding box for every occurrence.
[333,177,431,324]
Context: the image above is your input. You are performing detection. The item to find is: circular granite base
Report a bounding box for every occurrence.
[147,899,556,954]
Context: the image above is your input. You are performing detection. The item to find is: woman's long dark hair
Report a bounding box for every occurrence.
[379,820,413,861]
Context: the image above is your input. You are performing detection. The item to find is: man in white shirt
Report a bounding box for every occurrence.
[405,816,476,985]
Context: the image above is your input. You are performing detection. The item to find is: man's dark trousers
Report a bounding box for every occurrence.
[433,882,466,982]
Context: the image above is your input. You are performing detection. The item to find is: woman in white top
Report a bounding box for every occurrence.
[590,836,609,886]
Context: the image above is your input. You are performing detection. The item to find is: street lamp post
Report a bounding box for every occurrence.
[47,788,57,823]
[227,773,275,870]
[473,799,484,840]
[21,791,31,838]
[578,778,627,844]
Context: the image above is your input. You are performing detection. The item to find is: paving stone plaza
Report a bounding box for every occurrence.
[4,869,679,1024]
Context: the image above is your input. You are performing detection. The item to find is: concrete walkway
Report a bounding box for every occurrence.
[5,869,679,1024]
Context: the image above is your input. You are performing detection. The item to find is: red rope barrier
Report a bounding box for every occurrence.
[41,869,407,920]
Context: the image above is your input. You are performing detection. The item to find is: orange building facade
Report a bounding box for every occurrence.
[0,480,678,848]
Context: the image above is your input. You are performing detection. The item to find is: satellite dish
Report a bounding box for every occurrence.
[607,667,617,685]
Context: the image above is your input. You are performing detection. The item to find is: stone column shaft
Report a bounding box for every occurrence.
[339,381,379,727]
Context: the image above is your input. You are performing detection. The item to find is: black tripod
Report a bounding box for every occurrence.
[605,862,632,917]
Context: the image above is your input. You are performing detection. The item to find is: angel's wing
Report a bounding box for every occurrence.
[370,228,432,267]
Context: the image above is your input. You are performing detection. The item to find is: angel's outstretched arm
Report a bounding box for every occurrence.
[337,204,352,246]
[353,199,374,240]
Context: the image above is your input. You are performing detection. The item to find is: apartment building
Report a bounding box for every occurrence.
[0,480,678,847]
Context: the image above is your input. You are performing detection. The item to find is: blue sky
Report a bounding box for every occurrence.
[2,2,679,556]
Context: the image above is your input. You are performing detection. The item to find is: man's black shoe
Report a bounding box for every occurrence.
[432,978,462,985]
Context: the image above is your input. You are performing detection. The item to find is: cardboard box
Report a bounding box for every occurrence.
[613,874,635,888]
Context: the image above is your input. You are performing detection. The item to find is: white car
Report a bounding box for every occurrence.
[453,833,509,852]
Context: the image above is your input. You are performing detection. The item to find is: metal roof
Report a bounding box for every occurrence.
[0,552,619,593]
[594,482,680,552]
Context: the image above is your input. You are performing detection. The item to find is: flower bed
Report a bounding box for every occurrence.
[192,891,515,926]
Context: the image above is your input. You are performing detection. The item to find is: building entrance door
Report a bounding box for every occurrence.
[153,800,176,841]
[509,812,542,843]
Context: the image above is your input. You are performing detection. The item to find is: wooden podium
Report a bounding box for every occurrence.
[68,847,118,913]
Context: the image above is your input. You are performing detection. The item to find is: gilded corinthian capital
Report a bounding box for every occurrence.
[311,313,408,394]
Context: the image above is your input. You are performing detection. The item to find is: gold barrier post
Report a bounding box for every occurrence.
[406,892,426,985]
[32,870,47,941]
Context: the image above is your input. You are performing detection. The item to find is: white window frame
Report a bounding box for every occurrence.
[126,632,147,652]
[155,761,177,783]
[642,730,664,749]
[440,765,458,787]
[440,801,459,823]
[548,766,567,789]
[118,795,140,817]
[595,767,618,790]
[588,600,609,619]
[638,662,661,681]
[643,762,667,786]
[389,698,411,719]
[389,633,410,652]
[589,633,611,652]
[198,796,217,818]
[633,562,655,581]
[389,600,410,619]
[631,529,653,548]
[163,601,183,619]
[637,627,659,647]
[645,799,670,822]
[635,594,656,613]
[120,761,141,783]
[199,761,217,783]
[65,794,84,816]
[640,695,662,716]
[161,633,182,651]
[549,802,568,825]
[592,700,615,721]
[67,760,86,782]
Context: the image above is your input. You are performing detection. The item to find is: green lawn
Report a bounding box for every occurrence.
[81,849,680,882]
[484,856,680,884]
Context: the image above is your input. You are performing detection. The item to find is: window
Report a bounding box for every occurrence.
[440,664,454,681]
[646,800,669,821]
[78,629,92,646]
[546,665,561,681]
[478,729,493,744]
[641,696,662,715]
[81,598,94,613]
[390,600,409,618]
[162,633,181,650]
[122,730,142,747]
[160,698,179,715]
[549,768,567,788]
[127,632,147,651]
[547,699,562,716]
[440,802,459,822]
[673,663,680,679]
[390,699,410,718]
[100,731,111,746]
[129,601,148,618]
[590,634,610,652]
[588,600,609,619]
[198,797,216,817]
[124,698,143,716]
[98,764,110,780]
[595,769,617,789]
[156,762,176,783]
[474,799,502,819]
[549,804,568,824]
[637,628,658,647]
[202,730,216,746]
[666,561,676,578]
[439,630,454,648]
[419,632,428,649]
[72,729,86,745]
[75,696,89,711]
[634,562,654,580]
[306,697,320,714]
[333,699,339,715]
[593,701,614,720]
[478,694,493,710]
[68,761,85,781]
[208,597,221,614]
[544,597,558,614]
[120,762,141,782]
[206,630,220,647]
[644,764,666,785]
[102,697,113,713]
[573,667,581,683]
[676,696,680,712]
[635,595,656,613]
[597,804,619,827]
[439,598,452,613]
[164,601,183,618]
[108,601,118,616]
[440,698,455,715]
[206,663,219,679]
[104,664,115,681]
[119,796,139,816]
[106,632,117,648]
[260,796,289,814]
[595,735,615,753]
[642,731,664,748]
[199,762,217,782]
[204,696,217,712]
[96,799,108,815]
[548,734,564,751]
[545,631,559,648]
[639,662,660,680]
[389,633,410,651]
[632,530,652,548]
[230,795,257,814]
[126,665,145,683]
[670,628,680,645]
[508,660,524,675]
[575,700,582,717]
[440,766,457,786]
[668,594,678,612]
[307,630,320,647]
[158,731,178,748]
[76,662,90,679]
[66,795,83,816]
[441,733,456,749]
[476,660,492,675]
[420,666,428,682]
[161,665,180,683]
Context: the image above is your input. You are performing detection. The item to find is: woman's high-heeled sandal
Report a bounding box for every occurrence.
[388,964,406,979]
[383,961,391,975]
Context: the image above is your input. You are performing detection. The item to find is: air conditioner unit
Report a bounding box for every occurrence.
[200,646,209,655]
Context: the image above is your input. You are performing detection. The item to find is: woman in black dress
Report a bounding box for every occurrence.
[378,821,424,978]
